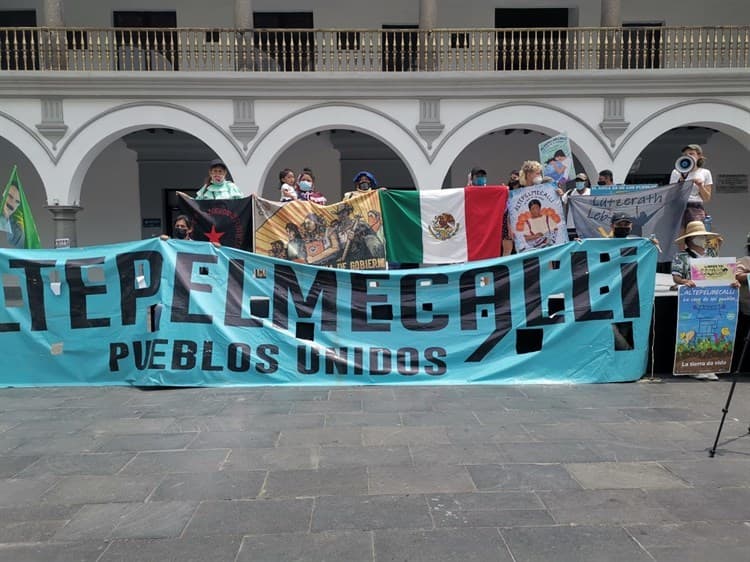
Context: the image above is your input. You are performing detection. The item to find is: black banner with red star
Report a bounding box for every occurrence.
[177,193,254,250]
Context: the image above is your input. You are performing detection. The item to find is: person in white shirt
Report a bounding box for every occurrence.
[670,143,713,228]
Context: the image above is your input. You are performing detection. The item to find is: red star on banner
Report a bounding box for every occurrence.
[205,225,225,245]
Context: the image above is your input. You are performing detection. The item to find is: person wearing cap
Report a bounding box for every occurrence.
[195,159,243,200]
[610,212,634,238]
[344,171,377,200]
[467,167,488,187]
[733,233,750,374]
[669,144,713,227]
[671,220,734,288]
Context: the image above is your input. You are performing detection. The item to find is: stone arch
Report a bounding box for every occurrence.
[430,103,611,189]
[0,111,56,195]
[245,103,428,192]
[612,100,750,183]
[56,102,244,205]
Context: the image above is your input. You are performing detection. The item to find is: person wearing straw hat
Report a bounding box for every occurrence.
[671,220,725,288]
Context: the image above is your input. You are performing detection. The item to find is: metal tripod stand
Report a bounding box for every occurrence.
[708,322,750,457]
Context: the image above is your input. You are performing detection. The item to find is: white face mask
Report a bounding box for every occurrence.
[691,235,706,248]
[532,176,543,185]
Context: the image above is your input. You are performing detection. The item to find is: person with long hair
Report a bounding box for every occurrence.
[195,159,243,200]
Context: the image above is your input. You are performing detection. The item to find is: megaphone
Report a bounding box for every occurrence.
[675,155,696,177]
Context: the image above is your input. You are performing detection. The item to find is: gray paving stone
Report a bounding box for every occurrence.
[564,462,691,490]
[661,459,750,488]
[263,466,368,498]
[373,528,513,562]
[317,445,412,469]
[163,416,247,432]
[586,440,698,462]
[329,387,394,401]
[40,475,161,504]
[259,389,331,401]
[86,418,177,434]
[186,429,279,449]
[183,498,313,536]
[646,544,750,562]
[362,426,450,446]
[244,413,325,430]
[362,398,435,413]
[312,494,432,532]
[150,470,266,501]
[95,432,197,452]
[223,447,320,471]
[237,530,373,562]
[624,520,750,549]
[537,489,677,525]
[427,492,553,528]
[619,407,712,422]
[647,487,750,521]
[0,540,109,562]
[468,464,582,492]
[118,449,230,474]
[0,505,81,542]
[498,441,617,463]
[17,452,135,477]
[0,455,40,478]
[0,476,59,507]
[368,465,475,495]
[445,424,534,444]
[324,412,402,427]
[279,427,363,447]
[502,525,653,562]
[401,411,482,426]
[409,443,507,466]
[521,421,617,441]
[99,536,243,562]
[221,400,296,416]
[290,399,362,414]
[53,501,197,540]
[9,434,109,455]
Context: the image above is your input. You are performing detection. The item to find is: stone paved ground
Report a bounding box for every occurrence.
[0,378,749,561]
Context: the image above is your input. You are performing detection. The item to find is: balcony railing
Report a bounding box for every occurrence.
[2,26,749,72]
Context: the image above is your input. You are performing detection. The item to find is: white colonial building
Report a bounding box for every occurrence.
[0,0,749,253]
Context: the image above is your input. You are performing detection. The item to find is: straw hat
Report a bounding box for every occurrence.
[674,220,720,242]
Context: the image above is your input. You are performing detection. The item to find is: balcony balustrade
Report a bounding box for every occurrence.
[1,26,749,72]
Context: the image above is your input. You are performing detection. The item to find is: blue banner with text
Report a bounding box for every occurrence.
[0,238,657,386]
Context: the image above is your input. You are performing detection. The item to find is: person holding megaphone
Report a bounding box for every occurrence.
[670,144,713,224]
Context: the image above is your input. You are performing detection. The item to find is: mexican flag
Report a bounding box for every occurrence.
[1,166,41,249]
[379,186,508,264]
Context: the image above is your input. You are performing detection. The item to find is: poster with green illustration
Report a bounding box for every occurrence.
[674,286,739,375]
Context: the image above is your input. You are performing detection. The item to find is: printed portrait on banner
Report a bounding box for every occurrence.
[539,134,576,189]
[507,183,567,253]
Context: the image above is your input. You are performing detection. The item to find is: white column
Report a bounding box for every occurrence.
[43,0,64,27]
[419,0,437,30]
[600,0,621,27]
[46,205,82,248]
[235,0,253,29]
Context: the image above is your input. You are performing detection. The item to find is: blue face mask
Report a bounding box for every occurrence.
[474,176,487,187]
[298,180,313,192]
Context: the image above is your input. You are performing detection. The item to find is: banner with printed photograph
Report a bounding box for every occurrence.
[253,191,386,270]
[674,286,739,375]
[539,134,575,189]
[507,184,567,253]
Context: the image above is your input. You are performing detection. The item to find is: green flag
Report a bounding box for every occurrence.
[1,166,41,249]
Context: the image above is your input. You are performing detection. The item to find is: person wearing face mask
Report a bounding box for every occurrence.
[297,168,327,205]
[671,221,727,288]
[344,171,378,200]
[467,167,488,187]
[670,144,713,228]
[597,169,614,186]
[160,215,193,241]
[195,159,243,200]
[518,161,544,187]
[558,173,590,240]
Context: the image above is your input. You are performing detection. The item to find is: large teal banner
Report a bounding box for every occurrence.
[0,238,657,387]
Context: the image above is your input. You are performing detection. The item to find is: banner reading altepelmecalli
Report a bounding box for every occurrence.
[177,192,253,250]
[507,183,566,253]
[1,166,41,249]
[254,191,386,270]
[674,286,739,375]
[0,237,657,387]
[379,186,508,264]
[568,182,692,261]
